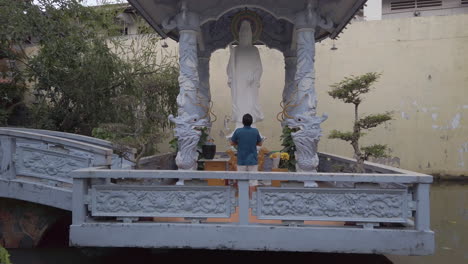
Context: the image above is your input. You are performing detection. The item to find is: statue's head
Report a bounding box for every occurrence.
[238,20,253,46]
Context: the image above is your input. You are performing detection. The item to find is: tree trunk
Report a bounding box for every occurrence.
[352,103,364,173]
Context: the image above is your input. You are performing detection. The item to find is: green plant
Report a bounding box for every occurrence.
[1,0,178,135]
[169,137,179,153]
[280,126,296,172]
[0,246,11,264]
[328,72,392,173]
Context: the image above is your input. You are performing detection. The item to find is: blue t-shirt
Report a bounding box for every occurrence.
[231,126,262,166]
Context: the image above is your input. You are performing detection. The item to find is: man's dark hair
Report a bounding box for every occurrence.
[242,114,253,126]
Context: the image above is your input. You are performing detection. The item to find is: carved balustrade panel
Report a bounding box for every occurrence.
[253,187,409,223]
[15,145,92,183]
[90,185,236,218]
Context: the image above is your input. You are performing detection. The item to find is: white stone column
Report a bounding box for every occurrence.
[163,8,208,176]
[177,29,205,118]
[282,55,297,114]
[197,56,211,120]
[284,4,332,183]
[292,28,317,117]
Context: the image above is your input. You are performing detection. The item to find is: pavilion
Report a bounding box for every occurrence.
[128,0,367,173]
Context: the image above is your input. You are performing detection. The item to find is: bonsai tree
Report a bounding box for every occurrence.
[328,72,392,173]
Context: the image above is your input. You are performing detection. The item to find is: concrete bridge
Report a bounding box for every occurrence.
[0,128,434,254]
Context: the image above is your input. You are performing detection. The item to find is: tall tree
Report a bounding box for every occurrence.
[0,0,179,164]
[328,72,392,173]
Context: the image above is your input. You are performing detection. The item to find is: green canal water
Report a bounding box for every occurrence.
[388,182,468,264]
[7,182,467,264]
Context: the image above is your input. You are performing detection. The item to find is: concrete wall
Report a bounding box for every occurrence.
[172,14,468,176]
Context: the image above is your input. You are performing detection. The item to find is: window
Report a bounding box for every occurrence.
[383,0,468,17]
[390,0,442,11]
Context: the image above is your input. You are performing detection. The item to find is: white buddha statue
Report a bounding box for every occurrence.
[227,20,264,128]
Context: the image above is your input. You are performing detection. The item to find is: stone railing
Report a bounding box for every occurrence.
[70,166,434,254]
[0,128,113,210]
[3,127,135,169]
[72,168,431,227]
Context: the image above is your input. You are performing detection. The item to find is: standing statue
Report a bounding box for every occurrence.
[227,21,264,128]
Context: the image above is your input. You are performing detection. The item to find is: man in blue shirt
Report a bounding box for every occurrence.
[230,114,263,173]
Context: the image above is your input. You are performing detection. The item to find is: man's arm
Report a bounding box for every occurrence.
[256,130,262,146]
[231,129,238,146]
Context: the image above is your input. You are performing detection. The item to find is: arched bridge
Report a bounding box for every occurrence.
[0,128,133,211]
[0,128,434,255]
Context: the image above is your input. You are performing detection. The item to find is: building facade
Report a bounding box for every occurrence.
[382,0,468,18]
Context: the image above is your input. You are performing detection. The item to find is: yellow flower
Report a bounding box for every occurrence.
[269,152,280,159]
[280,152,289,160]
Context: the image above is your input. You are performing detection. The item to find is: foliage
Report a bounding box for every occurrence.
[328,72,392,173]
[328,72,381,105]
[357,113,393,129]
[361,144,389,160]
[328,130,355,142]
[280,126,296,172]
[0,246,11,264]
[1,0,179,164]
[197,127,209,150]
[0,81,27,125]
[169,137,179,152]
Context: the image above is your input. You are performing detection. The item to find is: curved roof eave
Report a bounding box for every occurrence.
[128,0,367,42]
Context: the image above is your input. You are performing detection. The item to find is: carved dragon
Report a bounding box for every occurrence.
[285,114,327,172]
[169,113,209,170]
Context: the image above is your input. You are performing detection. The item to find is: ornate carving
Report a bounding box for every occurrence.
[282,56,297,106]
[288,4,332,117]
[200,7,294,54]
[292,29,317,117]
[162,2,201,32]
[166,6,210,171]
[177,31,205,117]
[293,2,333,31]
[15,146,90,182]
[169,113,209,170]
[91,186,233,218]
[197,56,211,112]
[256,187,408,222]
[198,0,295,24]
[279,6,333,174]
[285,114,327,172]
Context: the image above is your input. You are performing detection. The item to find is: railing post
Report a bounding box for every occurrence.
[415,183,431,231]
[72,177,88,225]
[238,179,250,225]
[0,136,16,180]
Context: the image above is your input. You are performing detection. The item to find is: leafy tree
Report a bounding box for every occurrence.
[328,72,392,173]
[0,0,179,165]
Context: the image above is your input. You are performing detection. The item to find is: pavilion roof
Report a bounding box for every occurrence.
[128,0,366,46]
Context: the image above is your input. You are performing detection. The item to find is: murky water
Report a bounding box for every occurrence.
[7,182,467,264]
[388,182,468,264]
